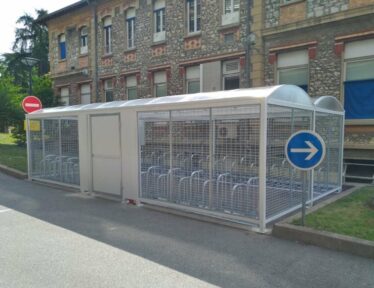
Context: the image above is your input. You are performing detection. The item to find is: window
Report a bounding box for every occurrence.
[153,0,166,42]
[187,0,201,34]
[277,50,308,92]
[154,71,167,97]
[80,84,91,104]
[103,17,112,54]
[186,65,200,93]
[126,75,137,100]
[224,0,239,14]
[58,34,66,60]
[80,26,88,54]
[60,87,69,106]
[281,0,303,5]
[222,0,239,25]
[224,33,235,43]
[222,60,240,90]
[344,39,374,119]
[126,8,136,49]
[104,79,114,102]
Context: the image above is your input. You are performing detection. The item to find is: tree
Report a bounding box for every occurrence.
[33,74,57,108]
[13,9,49,75]
[1,52,29,89]
[0,8,55,145]
[0,66,23,132]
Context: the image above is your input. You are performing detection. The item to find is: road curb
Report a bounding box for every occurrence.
[273,222,374,259]
[0,164,27,179]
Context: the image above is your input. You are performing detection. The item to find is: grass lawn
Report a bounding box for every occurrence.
[0,133,27,172]
[293,186,374,241]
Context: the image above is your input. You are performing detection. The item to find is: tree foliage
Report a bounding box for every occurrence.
[0,8,55,146]
[12,9,49,75]
[0,66,23,132]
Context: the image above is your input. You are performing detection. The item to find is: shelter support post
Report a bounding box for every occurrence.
[26,117,32,180]
[258,101,267,232]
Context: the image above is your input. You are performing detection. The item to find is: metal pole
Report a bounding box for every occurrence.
[58,119,63,182]
[169,111,173,201]
[259,100,267,232]
[209,108,214,209]
[26,117,32,180]
[29,67,33,95]
[301,171,307,226]
[310,110,316,206]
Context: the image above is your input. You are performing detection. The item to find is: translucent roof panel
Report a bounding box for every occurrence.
[267,85,313,108]
[29,85,313,116]
[312,96,344,112]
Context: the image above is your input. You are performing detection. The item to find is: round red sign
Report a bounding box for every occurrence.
[22,96,42,114]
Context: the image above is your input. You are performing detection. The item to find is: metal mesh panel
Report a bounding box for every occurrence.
[60,119,80,185]
[40,119,60,181]
[212,106,260,218]
[139,106,260,221]
[28,118,80,186]
[139,111,170,200]
[314,112,342,198]
[171,109,210,207]
[29,120,43,177]
[266,105,312,219]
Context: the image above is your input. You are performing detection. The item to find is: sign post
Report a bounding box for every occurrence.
[285,130,326,225]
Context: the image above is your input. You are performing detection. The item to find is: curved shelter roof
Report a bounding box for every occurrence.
[312,96,344,112]
[28,85,316,117]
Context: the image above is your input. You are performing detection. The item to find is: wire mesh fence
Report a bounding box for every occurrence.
[138,103,343,224]
[28,118,80,186]
[314,112,343,200]
[139,105,260,221]
[266,105,313,219]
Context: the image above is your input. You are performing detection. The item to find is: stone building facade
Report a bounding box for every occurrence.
[43,0,374,161]
[43,0,259,105]
[262,0,374,160]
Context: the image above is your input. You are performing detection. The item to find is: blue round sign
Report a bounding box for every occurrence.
[285,130,326,171]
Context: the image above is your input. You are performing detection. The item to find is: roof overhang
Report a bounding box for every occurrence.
[37,1,89,24]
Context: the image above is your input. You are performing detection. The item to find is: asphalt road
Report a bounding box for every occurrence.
[0,172,373,288]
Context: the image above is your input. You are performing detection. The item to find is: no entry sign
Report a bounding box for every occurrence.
[22,96,42,113]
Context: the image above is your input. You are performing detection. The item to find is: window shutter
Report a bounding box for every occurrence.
[277,50,308,68]
[223,60,240,75]
[186,66,200,79]
[344,39,374,59]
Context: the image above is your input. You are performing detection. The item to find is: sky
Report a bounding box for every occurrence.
[0,0,78,55]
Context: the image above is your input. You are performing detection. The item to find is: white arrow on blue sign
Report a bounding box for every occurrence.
[285,130,326,171]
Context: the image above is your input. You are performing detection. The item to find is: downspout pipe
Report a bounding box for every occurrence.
[244,0,252,88]
[87,0,99,102]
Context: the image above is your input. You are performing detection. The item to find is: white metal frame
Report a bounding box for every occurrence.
[26,86,344,233]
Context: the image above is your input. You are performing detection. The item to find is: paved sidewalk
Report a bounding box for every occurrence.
[0,172,373,288]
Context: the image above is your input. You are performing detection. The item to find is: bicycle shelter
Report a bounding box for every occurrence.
[26,85,344,232]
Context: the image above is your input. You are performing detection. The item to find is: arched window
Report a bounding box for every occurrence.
[103,16,112,54]
[126,8,136,49]
[80,26,88,54]
[58,34,66,60]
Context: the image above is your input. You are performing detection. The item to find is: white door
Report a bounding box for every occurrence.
[91,114,122,195]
